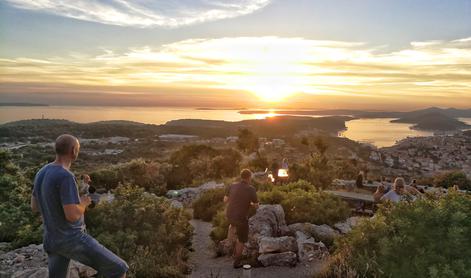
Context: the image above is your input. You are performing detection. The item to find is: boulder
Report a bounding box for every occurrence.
[69,261,98,278]
[258,251,297,267]
[289,223,339,244]
[258,236,297,254]
[295,231,328,262]
[246,205,290,259]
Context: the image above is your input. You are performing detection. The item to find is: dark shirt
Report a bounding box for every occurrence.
[33,163,84,249]
[226,181,258,222]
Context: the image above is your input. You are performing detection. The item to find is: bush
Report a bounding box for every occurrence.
[434,171,471,190]
[192,188,226,222]
[322,192,471,278]
[167,145,242,188]
[86,185,193,278]
[210,210,230,243]
[0,150,42,248]
[90,159,168,195]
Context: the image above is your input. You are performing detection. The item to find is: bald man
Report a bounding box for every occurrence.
[31,134,128,278]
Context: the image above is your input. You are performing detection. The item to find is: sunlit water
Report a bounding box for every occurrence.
[1,106,470,148]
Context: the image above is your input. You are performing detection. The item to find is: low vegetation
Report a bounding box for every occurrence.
[86,185,193,278]
[321,192,471,278]
[192,188,226,222]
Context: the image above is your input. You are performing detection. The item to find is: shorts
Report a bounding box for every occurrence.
[45,233,128,278]
[229,219,249,243]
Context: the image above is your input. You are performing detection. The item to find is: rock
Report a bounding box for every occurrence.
[69,261,97,278]
[246,205,291,259]
[258,236,297,254]
[288,223,339,244]
[295,231,328,262]
[166,181,225,207]
[13,254,26,264]
[258,251,297,267]
[12,267,48,278]
[0,244,95,278]
[334,217,363,234]
[169,199,183,209]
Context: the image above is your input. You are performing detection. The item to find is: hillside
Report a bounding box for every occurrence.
[391,111,470,131]
[0,115,352,140]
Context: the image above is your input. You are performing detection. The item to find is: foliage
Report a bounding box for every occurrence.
[433,171,471,190]
[236,128,259,154]
[90,159,168,195]
[0,149,42,248]
[86,185,193,278]
[210,210,230,243]
[259,181,350,225]
[247,154,269,171]
[166,145,242,188]
[322,192,471,278]
[192,188,226,222]
[288,137,335,188]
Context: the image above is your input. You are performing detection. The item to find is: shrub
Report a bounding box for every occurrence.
[86,185,193,278]
[90,159,168,195]
[434,171,471,190]
[210,210,230,244]
[321,192,471,278]
[0,150,42,248]
[193,188,226,222]
[259,180,350,225]
[167,145,242,188]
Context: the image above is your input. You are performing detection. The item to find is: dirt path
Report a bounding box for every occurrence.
[188,219,325,278]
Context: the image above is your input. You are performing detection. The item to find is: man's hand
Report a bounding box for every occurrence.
[251,202,259,209]
[80,195,92,207]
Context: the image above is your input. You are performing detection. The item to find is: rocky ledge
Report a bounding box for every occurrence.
[0,244,96,278]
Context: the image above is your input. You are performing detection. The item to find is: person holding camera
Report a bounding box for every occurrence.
[31,134,128,278]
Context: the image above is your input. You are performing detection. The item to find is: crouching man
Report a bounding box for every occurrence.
[31,134,128,278]
[224,169,259,268]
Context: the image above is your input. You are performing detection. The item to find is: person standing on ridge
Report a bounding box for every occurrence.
[31,134,128,278]
[224,169,259,268]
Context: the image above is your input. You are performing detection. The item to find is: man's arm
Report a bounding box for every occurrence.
[251,188,259,209]
[31,196,39,213]
[63,195,91,223]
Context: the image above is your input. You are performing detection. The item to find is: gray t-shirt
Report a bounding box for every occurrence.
[33,163,84,248]
[225,181,258,222]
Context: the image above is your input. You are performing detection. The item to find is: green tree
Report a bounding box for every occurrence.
[434,171,471,191]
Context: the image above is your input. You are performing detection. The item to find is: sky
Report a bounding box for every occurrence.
[1,0,471,110]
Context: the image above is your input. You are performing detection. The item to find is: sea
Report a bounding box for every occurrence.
[1,106,470,148]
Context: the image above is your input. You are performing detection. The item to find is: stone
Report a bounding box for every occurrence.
[334,217,363,234]
[288,223,339,244]
[258,251,297,267]
[69,260,97,278]
[258,236,297,254]
[12,267,48,278]
[166,181,225,207]
[245,205,291,259]
[295,231,328,262]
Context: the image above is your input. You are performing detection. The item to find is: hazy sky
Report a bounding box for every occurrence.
[1,0,470,109]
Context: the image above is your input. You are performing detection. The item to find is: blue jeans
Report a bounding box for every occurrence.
[46,233,128,278]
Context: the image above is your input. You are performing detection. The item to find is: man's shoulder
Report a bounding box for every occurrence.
[41,164,74,179]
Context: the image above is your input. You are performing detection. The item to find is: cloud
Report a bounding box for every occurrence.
[3,0,272,28]
[1,36,471,105]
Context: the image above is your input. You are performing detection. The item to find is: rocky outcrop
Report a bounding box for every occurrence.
[166,181,225,207]
[258,251,297,267]
[0,244,96,278]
